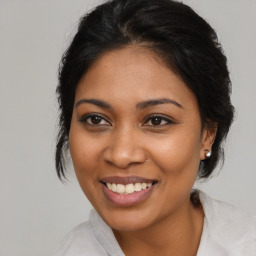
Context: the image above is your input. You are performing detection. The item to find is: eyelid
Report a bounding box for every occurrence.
[79,113,111,126]
[142,114,176,126]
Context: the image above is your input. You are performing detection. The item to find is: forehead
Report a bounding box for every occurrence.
[75,46,198,110]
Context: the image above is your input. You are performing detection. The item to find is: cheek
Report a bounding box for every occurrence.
[146,128,202,177]
[69,124,102,184]
[69,125,107,207]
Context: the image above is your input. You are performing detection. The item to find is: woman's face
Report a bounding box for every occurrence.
[69,47,212,231]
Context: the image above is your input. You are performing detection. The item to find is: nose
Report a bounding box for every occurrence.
[103,128,147,169]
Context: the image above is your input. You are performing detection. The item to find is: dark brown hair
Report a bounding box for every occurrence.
[56,0,234,180]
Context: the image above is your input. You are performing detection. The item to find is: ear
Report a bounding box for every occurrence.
[200,123,217,160]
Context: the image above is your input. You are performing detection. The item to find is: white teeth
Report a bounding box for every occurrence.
[106,182,153,194]
[116,184,125,194]
[125,183,135,194]
[112,183,117,192]
[142,183,147,189]
[134,183,142,192]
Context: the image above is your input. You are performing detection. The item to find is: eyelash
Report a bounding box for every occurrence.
[79,114,111,126]
[143,114,175,126]
[79,113,175,127]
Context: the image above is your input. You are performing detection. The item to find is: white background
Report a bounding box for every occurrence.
[0,0,255,255]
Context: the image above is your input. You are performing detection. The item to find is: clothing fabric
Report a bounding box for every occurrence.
[54,191,256,256]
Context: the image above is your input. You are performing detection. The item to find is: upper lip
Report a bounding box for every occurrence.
[100,176,157,185]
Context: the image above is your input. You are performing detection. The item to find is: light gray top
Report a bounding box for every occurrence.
[54,191,256,256]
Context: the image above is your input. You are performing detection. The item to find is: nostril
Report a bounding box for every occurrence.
[103,146,147,169]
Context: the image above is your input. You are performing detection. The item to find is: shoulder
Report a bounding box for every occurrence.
[54,221,108,256]
[54,209,125,256]
[199,191,256,255]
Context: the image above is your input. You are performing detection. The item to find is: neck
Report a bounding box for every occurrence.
[113,195,204,256]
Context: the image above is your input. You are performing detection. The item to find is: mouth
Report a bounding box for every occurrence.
[100,176,158,207]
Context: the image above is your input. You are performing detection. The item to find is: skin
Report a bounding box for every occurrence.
[69,46,216,256]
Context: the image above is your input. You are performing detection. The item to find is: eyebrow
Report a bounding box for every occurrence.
[75,98,183,110]
[136,98,183,110]
[75,99,112,109]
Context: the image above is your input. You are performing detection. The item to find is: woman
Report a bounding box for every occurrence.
[54,0,256,255]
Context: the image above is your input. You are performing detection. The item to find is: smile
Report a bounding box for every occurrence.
[100,176,158,206]
[106,182,152,194]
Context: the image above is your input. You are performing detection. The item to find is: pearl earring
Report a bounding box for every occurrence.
[206,151,212,158]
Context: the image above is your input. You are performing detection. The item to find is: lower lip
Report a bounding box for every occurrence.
[101,183,156,207]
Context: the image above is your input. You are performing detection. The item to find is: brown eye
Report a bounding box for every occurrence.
[151,117,163,125]
[90,116,103,124]
[143,115,174,126]
[80,114,110,126]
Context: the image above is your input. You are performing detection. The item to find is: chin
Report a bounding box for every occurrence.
[99,207,158,232]
[109,218,150,232]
